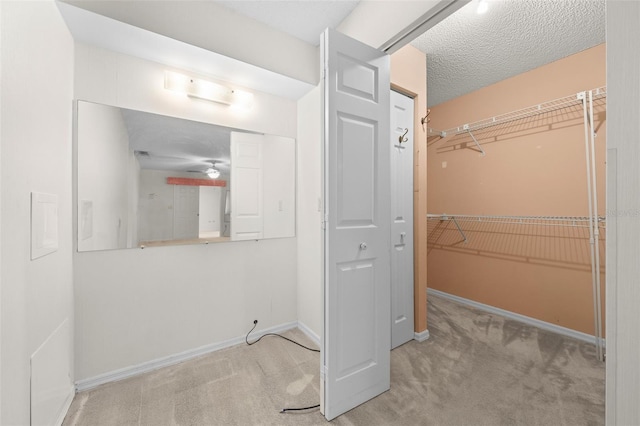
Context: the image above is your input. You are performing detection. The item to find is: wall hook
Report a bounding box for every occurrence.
[420,109,431,125]
[399,128,408,143]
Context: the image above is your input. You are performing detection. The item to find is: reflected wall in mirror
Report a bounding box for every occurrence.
[76,101,295,252]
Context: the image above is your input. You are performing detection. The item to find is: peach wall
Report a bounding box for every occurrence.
[426,44,606,335]
[391,45,428,333]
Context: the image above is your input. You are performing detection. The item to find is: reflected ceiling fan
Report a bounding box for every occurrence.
[189,160,226,179]
[205,166,220,179]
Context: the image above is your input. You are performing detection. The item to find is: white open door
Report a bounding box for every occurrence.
[230,132,263,240]
[322,28,391,421]
[390,90,415,349]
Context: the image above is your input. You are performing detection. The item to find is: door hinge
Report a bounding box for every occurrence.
[320,365,327,380]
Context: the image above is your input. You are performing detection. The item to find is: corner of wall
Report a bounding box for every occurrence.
[295,85,323,339]
[1,1,75,424]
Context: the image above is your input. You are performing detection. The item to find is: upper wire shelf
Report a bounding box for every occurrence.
[427,214,606,229]
[427,86,607,138]
[427,213,605,246]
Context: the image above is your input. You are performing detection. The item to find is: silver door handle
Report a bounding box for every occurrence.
[400,232,406,242]
[359,242,367,250]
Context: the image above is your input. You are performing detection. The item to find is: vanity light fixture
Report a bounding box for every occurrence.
[229,89,254,110]
[164,71,254,109]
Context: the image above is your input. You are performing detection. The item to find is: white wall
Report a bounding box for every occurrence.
[263,135,296,239]
[73,44,299,382]
[295,86,323,340]
[0,2,3,421]
[0,1,75,424]
[77,101,134,251]
[75,239,297,380]
[606,2,640,424]
[74,44,296,137]
[65,0,319,85]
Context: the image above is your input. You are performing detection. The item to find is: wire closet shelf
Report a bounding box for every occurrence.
[428,86,607,138]
[426,214,606,228]
[425,86,607,362]
[426,214,606,245]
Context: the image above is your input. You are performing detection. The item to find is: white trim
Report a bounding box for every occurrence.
[75,321,298,392]
[297,321,321,348]
[381,0,469,54]
[414,329,430,342]
[55,385,75,426]
[428,288,605,346]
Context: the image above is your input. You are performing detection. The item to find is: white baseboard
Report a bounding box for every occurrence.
[297,321,321,348]
[75,321,298,392]
[55,384,75,426]
[414,329,430,342]
[427,288,605,346]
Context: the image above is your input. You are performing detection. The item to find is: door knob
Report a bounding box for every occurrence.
[359,242,367,250]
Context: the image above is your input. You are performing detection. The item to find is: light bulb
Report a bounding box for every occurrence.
[230,89,254,110]
[477,0,488,14]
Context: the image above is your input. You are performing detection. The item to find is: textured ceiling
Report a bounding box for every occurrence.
[410,0,606,107]
[121,108,238,178]
[213,0,605,106]
[215,0,359,45]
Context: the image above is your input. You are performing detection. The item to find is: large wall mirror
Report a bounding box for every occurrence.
[76,101,295,252]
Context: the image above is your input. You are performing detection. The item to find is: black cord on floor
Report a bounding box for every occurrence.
[280,404,320,413]
[245,321,320,353]
[245,321,321,414]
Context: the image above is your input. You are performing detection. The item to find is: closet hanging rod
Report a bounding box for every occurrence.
[432,87,606,138]
[427,214,606,229]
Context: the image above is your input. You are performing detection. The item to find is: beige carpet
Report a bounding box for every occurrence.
[63,294,604,425]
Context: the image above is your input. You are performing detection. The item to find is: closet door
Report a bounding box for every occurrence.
[390,90,414,349]
[322,28,391,421]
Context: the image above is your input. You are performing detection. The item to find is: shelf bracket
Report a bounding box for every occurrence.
[465,127,486,156]
[441,215,468,243]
